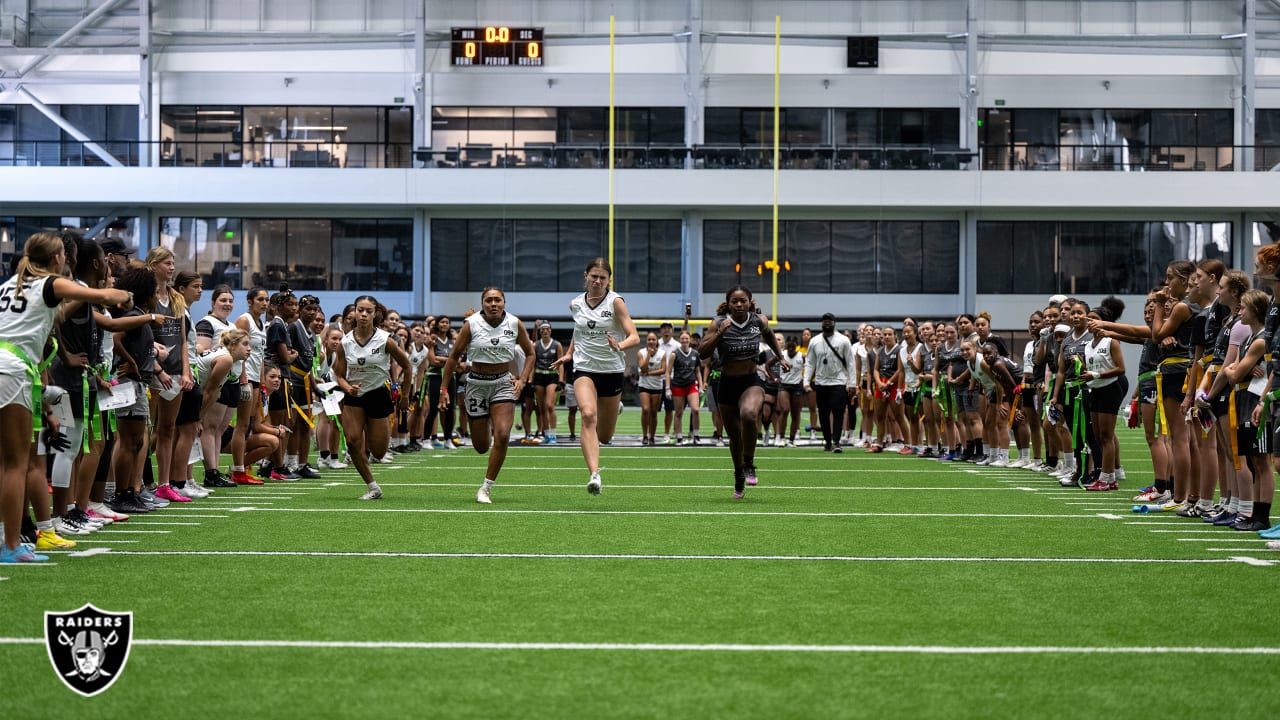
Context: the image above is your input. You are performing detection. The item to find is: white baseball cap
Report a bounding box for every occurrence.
[1054,324,1070,335]
[1048,294,1068,306]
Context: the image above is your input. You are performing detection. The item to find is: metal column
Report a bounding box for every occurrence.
[413,0,427,158]
[683,0,705,167]
[138,0,153,168]
[1241,0,1256,173]
[960,0,979,155]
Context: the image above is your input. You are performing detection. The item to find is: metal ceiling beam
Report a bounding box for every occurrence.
[15,85,125,167]
[139,0,153,169]
[1242,0,1256,173]
[10,0,131,78]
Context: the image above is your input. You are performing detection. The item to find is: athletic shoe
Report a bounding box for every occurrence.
[898,445,916,456]
[869,444,883,454]
[989,458,1010,467]
[544,435,558,445]
[430,440,446,449]
[451,437,464,448]
[379,453,397,463]
[89,503,127,523]
[0,545,49,563]
[107,492,150,514]
[55,515,92,536]
[919,447,935,458]
[35,529,76,550]
[1175,504,1204,518]
[1083,480,1115,492]
[664,436,677,445]
[1232,517,1270,532]
[1258,524,1280,538]
[719,436,729,447]
[1059,476,1079,487]
[476,483,492,504]
[203,470,236,489]
[178,483,204,499]
[1211,511,1239,526]
[1159,499,1185,512]
[358,486,383,501]
[824,442,833,453]
[832,444,843,454]
[1134,488,1168,503]
[886,442,904,453]
[267,470,297,483]
[745,466,758,486]
[587,472,602,495]
[155,484,192,503]
[327,458,348,470]
[733,490,744,499]
[297,464,322,480]
[275,466,302,480]
[66,508,104,530]
[231,470,264,486]
[138,487,169,508]
[975,456,992,466]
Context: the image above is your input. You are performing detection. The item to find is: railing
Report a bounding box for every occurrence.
[977,143,1258,172]
[8,139,1280,172]
[0,140,414,168]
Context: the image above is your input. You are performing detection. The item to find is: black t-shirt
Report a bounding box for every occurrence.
[265,316,292,366]
[114,308,155,381]
[288,319,316,377]
[50,295,100,390]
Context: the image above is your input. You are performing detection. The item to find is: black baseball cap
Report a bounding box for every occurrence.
[99,239,136,256]
[821,312,836,321]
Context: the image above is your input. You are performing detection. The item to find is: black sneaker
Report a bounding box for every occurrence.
[832,444,843,454]
[109,491,151,514]
[204,470,237,489]
[297,464,322,480]
[824,442,833,452]
[1232,517,1270,532]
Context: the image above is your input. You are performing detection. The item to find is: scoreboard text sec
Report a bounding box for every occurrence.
[451,27,544,67]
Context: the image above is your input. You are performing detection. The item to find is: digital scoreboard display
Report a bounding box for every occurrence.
[451,27,544,67]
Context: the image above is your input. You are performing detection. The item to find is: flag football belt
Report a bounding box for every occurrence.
[0,338,58,438]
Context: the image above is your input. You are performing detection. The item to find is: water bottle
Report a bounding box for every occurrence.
[1131,504,1148,513]
[1131,503,1161,513]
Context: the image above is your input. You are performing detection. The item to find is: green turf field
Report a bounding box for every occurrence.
[3,414,1279,718]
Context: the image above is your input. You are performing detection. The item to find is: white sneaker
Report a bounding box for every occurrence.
[476,483,492,504]
[55,518,91,536]
[886,442,904,453]
[989,458,1009,468]
[328,458,348,470]
[1007,458,1027,469]
[587,472,602,495]
[974,456,992,466]
[89,502,128,522]
[358,486,383,501]
[379,453,396,464]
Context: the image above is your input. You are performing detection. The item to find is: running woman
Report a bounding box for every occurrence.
[702,286,788,497]
[331,295,413,500]
[438,287,535,504]
[552,258,640,495]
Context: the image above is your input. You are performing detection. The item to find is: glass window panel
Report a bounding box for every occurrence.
[557,108,607,144]
[385,107,412,168]
[737,220,771,296]
[783,220,830,292]
[649,108,684,144]
[0,106,13,165]
[467,219,514,291]
[1198,110,1233,146]
[431,106,468,152]
[59,105,104,166]
[513,107,557,150]
[840,109,878,145]
[19,104,60,165]
[704,108,740,144]
[1011,109,1059,170]
[921,222,959,293]
[106,105,139,164]
[467,107,514,152]
[159,106,203,163]
[647,220,683,292]
[925,109,960,147]
[333,219,380,291]
[784,108,827,145]
[512,220,558,292]
[379,219,414,291]
[161,217,243,290]
[430,219,469,292]
[332,107,380,168]
[740,109,772,146]
[243,219,287,291]
[615,109,647,145]
[1011,222,1057,294]
[557,220,605,291]
[1151,110,1197,146]
[830,221,876,293]
[286,107,334,167]
[1059,222,1108,295]
[976,222,1013,293]
[193,105,241,166]
[1101,222,1144,294]
[703,220,740,290]
[612,219,650,291]
[878,222,923,293]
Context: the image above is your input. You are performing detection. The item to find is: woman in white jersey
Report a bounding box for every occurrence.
[1,232,130,564]
[332,295,413,500]
[778,335,805,446]
[637,331,669,446]
[1082,300,1127,491]
[195,285,239,486]
[230,287,269,484]
[404,322,431,452]
[552,258,640,495]
[439,287,536,503]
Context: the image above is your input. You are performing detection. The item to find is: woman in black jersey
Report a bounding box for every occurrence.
[144,248,194,501]
[532,321,563,444]
[424,315,457,448]
[1052,300,1094,485]
[1251,245,1280,534]
[670,331,703,445]
[1191,271,1246,517]
[700,286,787,498]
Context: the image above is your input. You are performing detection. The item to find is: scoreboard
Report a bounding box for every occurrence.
[451,27,544,67]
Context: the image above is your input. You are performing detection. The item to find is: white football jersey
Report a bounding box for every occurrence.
[467,311,521,365]
[238,312,267,382]
[194,347,238,388]
[570,291,625,373]
[0,275,59,365]
[342,328,391,396]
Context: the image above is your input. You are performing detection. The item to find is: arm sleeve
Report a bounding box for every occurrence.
[41,276,60,307]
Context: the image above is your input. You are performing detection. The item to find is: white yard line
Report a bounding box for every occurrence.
[218,507,1109,519]
[0,636,1276,655]
[375,482,1030,492]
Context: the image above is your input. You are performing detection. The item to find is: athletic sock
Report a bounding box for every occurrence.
[1255,501,1271,524]
[1228,497,1241,513]
[36,519,53,532]
[1155,478,1169,493]
[1197,498,1213,510]
[1239,499,1254,517]
[483,478,494,487]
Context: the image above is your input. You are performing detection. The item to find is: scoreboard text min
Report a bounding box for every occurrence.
[451,27,544,67]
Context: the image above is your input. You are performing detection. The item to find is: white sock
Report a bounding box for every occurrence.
[1228,497,1240,513]
[1115,467,1126,480]
[37,519,53,532]
[285,454,298,468]
[1239,500,1254,517]
[483,478,494,486]
[367,481,381,492]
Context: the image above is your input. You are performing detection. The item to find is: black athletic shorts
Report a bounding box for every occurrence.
[176,385,203,425]
[573,371,624,398]
[717,373,765,408]
[344,386,394,420]
[533,372,559,388]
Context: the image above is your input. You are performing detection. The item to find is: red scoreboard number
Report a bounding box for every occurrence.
[451,27,544,67]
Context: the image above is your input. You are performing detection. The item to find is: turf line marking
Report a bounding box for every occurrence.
[230,508,1109,519]
[96,530,171,534]
[0,577,7,581]
[376,483,1031,492]
[1097,513,1125,519]
[65,549,1272,566]
[68,547,112,557]
[1206,548,1280,552]
[59,539,138,544]
[1230,556,1276,567]
[325,482,345,487]
[2,637,1279,654]
[122,522,202,526]
[144,514,228,518]
[1149,529,1242,534]
[1124,520,1188,524]
[1176,538,1270,543]
[199,496,294,500]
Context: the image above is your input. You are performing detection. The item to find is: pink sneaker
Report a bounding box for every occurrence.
[155,484,193,503]
[84,507,114,525]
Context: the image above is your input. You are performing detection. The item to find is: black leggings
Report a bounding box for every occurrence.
[814,385,849,444]
[424,373,457,441]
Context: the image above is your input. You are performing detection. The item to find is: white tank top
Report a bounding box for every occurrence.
[1022,340,1036,376]
[408,341,430,373]
[466,311,522,366]
[0,275,59,367]
[342,328,391,396]
[899,342,922,389]
[969,357,997,391]
[781,350,804,385]
[238,312,266,382]
[194,347,237,388]
[570,290,625,373]
[1085,337,1118,389]
[637,346,668,390]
